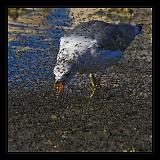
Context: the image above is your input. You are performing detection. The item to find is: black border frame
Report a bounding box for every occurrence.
[1,0,157,159]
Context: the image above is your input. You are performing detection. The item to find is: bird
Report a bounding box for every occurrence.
[53,20,143,97]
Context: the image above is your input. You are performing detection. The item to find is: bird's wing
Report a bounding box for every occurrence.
[66,21,138,51]
[93,23,137,51]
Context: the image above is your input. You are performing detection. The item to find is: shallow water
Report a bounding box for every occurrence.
[8,8,71,93]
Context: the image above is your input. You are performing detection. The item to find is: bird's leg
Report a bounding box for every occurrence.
[88,73,99,97]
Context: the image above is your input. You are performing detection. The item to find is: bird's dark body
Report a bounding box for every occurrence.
[65,20,140,51]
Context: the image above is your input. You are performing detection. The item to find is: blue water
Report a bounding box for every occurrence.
[8,8,71,92]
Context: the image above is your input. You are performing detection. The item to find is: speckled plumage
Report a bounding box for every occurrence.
[53,20,142,94]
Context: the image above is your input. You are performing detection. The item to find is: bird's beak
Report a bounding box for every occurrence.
[54,81,65,96]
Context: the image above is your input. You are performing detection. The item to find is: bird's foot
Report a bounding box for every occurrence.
[88,85,96,98]
[88,73,100,98]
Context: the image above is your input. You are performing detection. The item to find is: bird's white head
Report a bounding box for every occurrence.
[53,35,92,96]
[53,63,73,96]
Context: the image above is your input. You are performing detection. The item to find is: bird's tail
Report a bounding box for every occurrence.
[137,23,143,32]
[135,23,144,35]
